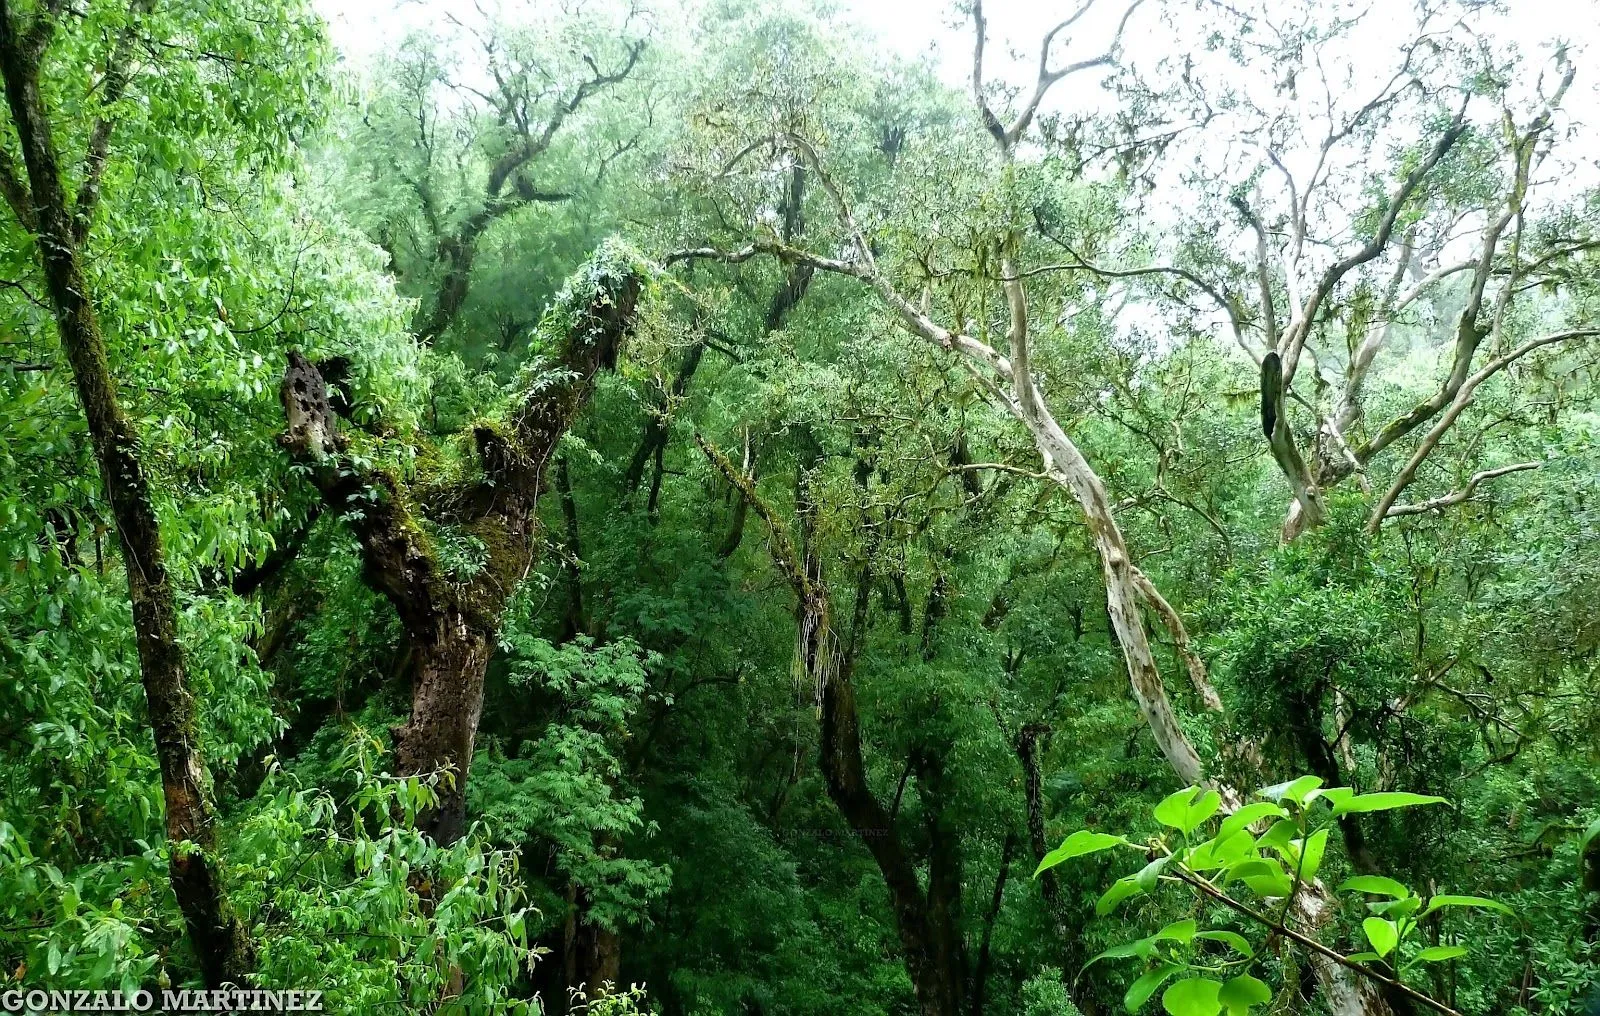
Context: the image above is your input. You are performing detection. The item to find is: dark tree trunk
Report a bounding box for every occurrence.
[574,917,621,997]
[820,669,965,1016]
[391,613,493,843]
[624,340,705,495]
[970,831,1016,1016]
[556,456,586,642]
[280,263,643,844]
[1290,693,1382,875]
[0,4,250,986]
[1015,723,1067,928]
[699,438,966,1016]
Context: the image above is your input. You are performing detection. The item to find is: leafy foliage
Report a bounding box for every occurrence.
[2,0,1598,1014]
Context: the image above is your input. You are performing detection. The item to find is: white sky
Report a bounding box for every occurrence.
[315,0,1600,83]
[313,0,1600,351]
[314,0,1600,166]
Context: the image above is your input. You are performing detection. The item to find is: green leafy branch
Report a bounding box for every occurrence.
[1036,776,1514,1016]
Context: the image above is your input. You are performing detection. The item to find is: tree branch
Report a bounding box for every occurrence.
[1167,866,1463,1016]
[1367,328,1600,531]
[1381,461,1540,519]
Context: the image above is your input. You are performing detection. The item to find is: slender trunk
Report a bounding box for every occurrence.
[624,340,705,495]
[556,457,586,642]
[0,6,248,985]
[820,672,964,1016]
[969,831,1015,1016]
[627,164,812,512]
[699,438,964,1016]
[1016,724,1067,931]
[414,235,474,342]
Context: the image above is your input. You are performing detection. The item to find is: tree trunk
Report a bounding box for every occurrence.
[391,613,493,843]
[1016,724,1069,935]
[574,918,621,998]
[0,5,249,986]
[281,257,643,844]
[820,673,965,1016]
[701,439,966,1016]
[969,832,1015,1016]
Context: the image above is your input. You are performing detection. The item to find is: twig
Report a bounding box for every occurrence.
[1165,866,1463,1016]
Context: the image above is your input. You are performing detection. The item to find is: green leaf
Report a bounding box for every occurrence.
[1183,791,1223,834]
[1242,872,1294,898]
[1036,830,1129,876]
[1218,974,1272,1014]
[1362,917,1399,958]
[1098,874,1146,916]
[1329,792,1449,818]
[1136,855,1171,890]
[1260,776,1321,806]
[1084,936,1158,971]
[1194,930,1254,957]
[1296,828,1329,882]
[1212,830,1256,866]
[1581,816,1600,853]
[1187,830,1254,872]
[1155,919,1198,945]
[1153,788,1223,835]
[1124,963,1183,1012]
[1162,977,1223,1016]
[1370,896,1422,920]
[1254,819,1296,853]
[1155,787,1203,830]
[1338,875,1411,899]
[1413,945,1468,963]
[1422,894,1513,917]
[1313,787,1354,810]
[1224,857,1285,890]
[1217,803,1287,842]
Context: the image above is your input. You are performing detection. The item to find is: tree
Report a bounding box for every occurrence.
[0,0,329,984]
[335,2,648,347]
[277,240,651,843]
[1067,0,1600,540]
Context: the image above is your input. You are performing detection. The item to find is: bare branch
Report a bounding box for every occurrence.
[1132,566,1222,712]
[1382,461,1540,519]
[1032,220,1253,356]
[1367,328,1600,531]
[972,0,1144,153]
[1279,110,1468,384]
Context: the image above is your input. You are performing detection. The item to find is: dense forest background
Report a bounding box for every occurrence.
[1,0,1598,1013]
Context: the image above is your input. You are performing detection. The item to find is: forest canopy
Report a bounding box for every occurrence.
[1,0,1598,1014]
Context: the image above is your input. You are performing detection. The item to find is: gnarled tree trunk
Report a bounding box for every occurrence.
[280,255,643,842]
